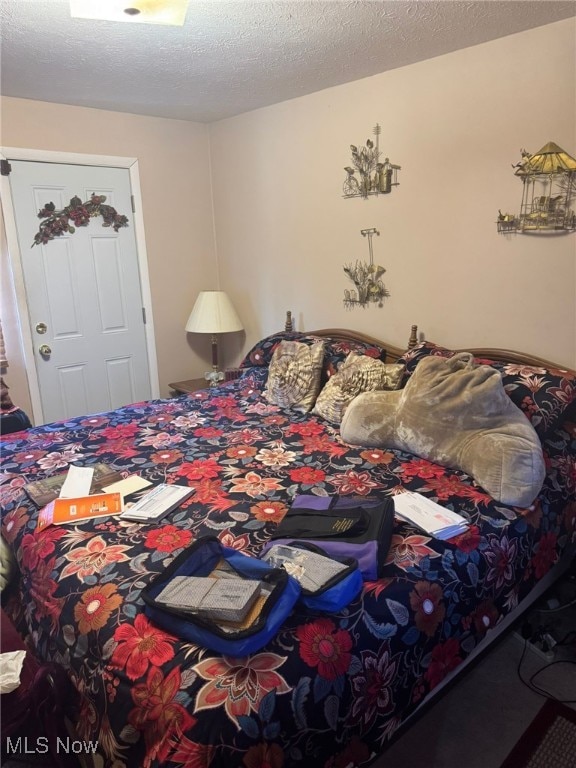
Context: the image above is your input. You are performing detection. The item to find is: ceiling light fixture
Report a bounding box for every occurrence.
[70,1,189,26]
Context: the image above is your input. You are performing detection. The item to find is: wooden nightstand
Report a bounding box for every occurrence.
[168,378,209,395]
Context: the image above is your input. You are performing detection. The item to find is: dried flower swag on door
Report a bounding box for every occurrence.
[31,194,129,247]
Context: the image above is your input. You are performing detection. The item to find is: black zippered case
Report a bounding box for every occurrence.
[262,495,395,580]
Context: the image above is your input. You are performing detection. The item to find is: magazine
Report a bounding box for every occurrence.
[24,463,123,507]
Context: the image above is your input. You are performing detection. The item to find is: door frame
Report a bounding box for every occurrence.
[0,147,160,424]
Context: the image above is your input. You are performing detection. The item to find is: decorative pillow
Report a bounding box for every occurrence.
[241,331,307,368]
[240,331,387,378]
[313,353,404,424]
[322,339,388,379]
[264,340,325,413]
[341,352,546,508]
[397,341,576,438]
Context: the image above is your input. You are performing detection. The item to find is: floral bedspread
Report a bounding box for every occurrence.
[0,368,574,768]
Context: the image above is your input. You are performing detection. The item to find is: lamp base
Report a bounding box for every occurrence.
[204,369,225,387]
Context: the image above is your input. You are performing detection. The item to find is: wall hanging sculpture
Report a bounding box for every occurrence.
[343,124,401,200]
[497,141,576,233]
[343,228,390,309]
[32,194,129,247]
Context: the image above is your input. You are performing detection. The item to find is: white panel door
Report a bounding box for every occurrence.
[8,161,151,423]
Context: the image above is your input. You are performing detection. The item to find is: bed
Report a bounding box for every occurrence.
[1,318,575,768]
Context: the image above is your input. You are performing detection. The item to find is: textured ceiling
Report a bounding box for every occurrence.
[1,1,575,123]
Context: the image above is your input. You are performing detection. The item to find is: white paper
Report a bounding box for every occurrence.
[393,492,468,539]
[59,465,94,499]
[407,492,467,525]
[0,649,26,693]
[102,475,152,496]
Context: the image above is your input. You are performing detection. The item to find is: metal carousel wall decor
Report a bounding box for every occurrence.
[342,124,401,199]
[497,141,576,233]
[343,228,390,309]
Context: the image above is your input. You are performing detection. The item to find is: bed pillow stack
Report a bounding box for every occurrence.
[313,352,404,424]
[240,330,388,382]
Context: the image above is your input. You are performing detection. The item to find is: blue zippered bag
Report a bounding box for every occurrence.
[142,536,301,655]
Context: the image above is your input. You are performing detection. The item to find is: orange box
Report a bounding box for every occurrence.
[37,492,123,530]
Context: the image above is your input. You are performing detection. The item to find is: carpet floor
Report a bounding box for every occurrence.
[500,697,576,768]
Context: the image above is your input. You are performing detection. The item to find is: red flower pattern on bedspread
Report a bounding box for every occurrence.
[128,666,197,765]
[144,525,192,552]
[0,365,573,768]
[1,504,27,543]
[349,642,399,729]
[21,525,66,569]
[243,742,285,768]
[27,556,63,629]
[385,533,440,570]
[296,618,353,680]
[410,581,446,637]
[60,535,131,580]
[112,614,177,680]
[74,583,122,634]
[424,637,463,689]
[194,653,291,726]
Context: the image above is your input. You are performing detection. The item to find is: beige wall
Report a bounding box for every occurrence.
[210,19,576,369]
[1,18,575,424]
[0,98,219,416]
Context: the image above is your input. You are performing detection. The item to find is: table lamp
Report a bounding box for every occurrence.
[185,291,243,386]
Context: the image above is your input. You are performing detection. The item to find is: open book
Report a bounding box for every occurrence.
[393,491,468,540]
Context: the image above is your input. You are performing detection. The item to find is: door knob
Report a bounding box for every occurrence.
[35,322,48,334]
[39,344,52,357]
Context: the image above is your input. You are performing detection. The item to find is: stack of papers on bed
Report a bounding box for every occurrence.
[393,492,469,540]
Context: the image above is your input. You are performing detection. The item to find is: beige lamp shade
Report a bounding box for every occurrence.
[185,291,243,334]
[185,291,243,387]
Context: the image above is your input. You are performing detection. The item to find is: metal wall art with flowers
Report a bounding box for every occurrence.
[343,124,401,199]
[31,194,129,247]
[343,228,390,309]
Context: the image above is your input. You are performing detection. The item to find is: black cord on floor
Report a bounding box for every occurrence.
[537,596,576,613]
[555,629,576,648]
[528,660,576,703]
[517,637,576,704]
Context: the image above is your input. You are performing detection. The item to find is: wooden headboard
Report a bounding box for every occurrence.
[283,311,575,372]
[284,311,417,363]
